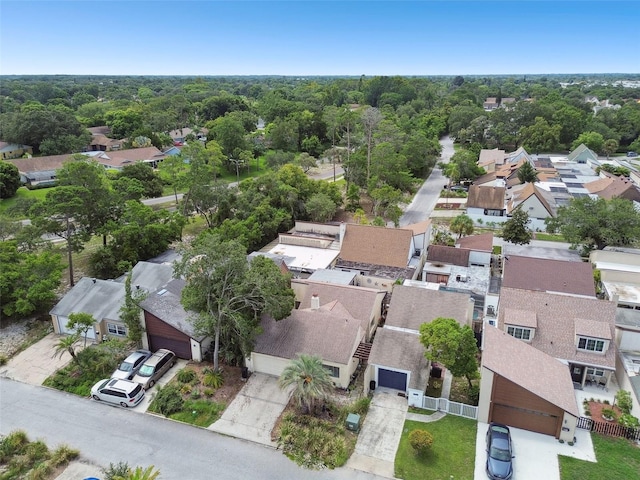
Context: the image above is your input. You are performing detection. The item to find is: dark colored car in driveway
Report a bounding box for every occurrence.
[486,422,514,479]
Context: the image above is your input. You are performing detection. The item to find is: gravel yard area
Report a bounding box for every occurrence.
[0,317,52,358]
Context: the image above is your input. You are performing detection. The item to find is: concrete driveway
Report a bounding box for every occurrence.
[208,372,291,447]
[346,391,408,479]
[0,332,84,385]
[474,422,596,480]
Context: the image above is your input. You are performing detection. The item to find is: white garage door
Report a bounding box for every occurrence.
[251,353,290,377]
[57,316,96,339]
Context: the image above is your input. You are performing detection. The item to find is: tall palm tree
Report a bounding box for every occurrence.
[278,354,334,415]
[53,334,81,365]
[517,161,539,184]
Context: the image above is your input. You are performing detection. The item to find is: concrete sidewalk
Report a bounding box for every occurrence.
[0,332,83,385]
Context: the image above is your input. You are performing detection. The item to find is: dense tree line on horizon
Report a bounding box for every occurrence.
[1,73,640,322]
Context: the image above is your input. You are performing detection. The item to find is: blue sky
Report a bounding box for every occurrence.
[1,1,637,76]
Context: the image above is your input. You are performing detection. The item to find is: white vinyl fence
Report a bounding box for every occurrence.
[422,396,478,420]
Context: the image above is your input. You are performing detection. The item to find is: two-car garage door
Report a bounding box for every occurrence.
[490,375,562,437]
[145,313,192,359]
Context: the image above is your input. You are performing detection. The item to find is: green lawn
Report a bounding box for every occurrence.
[395,416,477,480]
[0,186,50,216]
[559,434,640,480]
[533,232,566,242]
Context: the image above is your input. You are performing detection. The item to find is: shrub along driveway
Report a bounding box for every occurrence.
[208,372,291,446]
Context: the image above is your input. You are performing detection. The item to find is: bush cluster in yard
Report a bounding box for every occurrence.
[275,397,371,469]
[43,341,129,396]
[409,429,434,454]
[149,385,184,416]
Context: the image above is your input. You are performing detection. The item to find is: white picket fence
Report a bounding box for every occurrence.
[422,396,478,420]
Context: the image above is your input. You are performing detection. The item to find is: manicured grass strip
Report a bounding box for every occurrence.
[559,433,640,480]
[533,232,566,242]
[0,186,49,216]
[395,416,476,480]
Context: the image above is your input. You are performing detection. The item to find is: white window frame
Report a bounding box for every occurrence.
[107,323,127,337]
[586,367,605,377]
[577,336,606,353]
[507,325,532,341]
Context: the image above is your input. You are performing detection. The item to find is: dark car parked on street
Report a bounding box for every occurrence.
[486,422,514,479]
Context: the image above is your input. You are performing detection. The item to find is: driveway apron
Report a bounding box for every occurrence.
[208,372,291,447]
[0,333,82,385]
[347,391,408,479]
[474,422,596,480]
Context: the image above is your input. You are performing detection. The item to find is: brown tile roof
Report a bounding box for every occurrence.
[253,306,363,364]
[584,176,612,194]
[506,183,555,216]
[497,288,617,369]
[482,325,579,416]
[456,233,494,252]
[472,171,498,186]
[585,174,640,202]
[368,328,429,390]
[7,154,71,174]
[427,245,470,267]
[339,224,413,268]
[94,147,165,168]
[403,219,431,236]
[466,185,506,209]
[504,308,537,328]
[502,255,596,297]
[385,284,471,331]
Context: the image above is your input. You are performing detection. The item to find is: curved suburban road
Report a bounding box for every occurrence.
[0,378,385,480]
[399,135,454,227]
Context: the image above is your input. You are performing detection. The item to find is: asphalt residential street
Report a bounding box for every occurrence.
[0,378,386,480]
[399,135,454,226]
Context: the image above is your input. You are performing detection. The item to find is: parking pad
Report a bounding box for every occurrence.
[474,422,595,480]
[208,373,291,447]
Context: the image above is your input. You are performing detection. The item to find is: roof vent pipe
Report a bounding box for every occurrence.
[311,293,320,311]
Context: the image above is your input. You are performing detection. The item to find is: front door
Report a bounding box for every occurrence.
[570,364,583,383]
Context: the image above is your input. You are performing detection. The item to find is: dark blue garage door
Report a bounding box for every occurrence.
[378,368,407,391]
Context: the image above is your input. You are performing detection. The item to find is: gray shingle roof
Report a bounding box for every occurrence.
[368,328,429,390]
[50,277,124,321]
[139,279,200,339]
[385,285,472,331]
[253,306,363,364]
[299,281,386,331]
